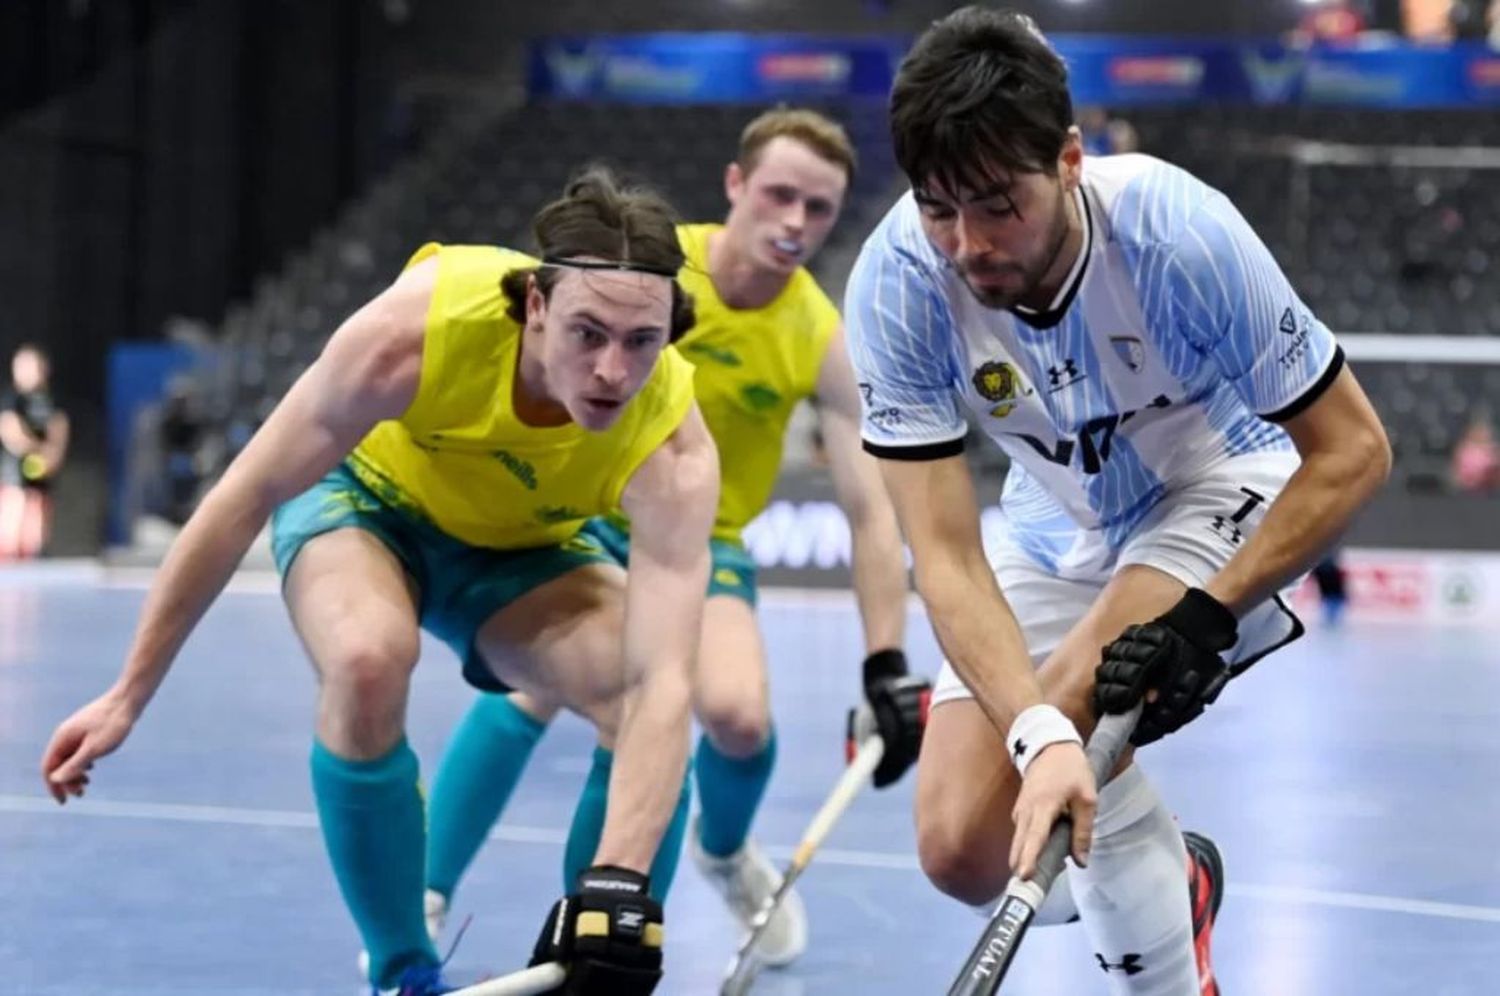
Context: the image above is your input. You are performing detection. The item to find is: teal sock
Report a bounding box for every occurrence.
[310,737,436,988]
[695,727,776,858]
[562,745,692,900]
[425,694,548,900]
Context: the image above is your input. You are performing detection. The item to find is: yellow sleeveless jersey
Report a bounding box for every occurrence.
[673,223,840,542]
[348,242,696,550]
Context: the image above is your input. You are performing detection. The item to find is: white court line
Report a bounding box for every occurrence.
[6,793,1500,926]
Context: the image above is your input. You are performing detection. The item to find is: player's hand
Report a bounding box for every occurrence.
[1008,741,1097,880]
[1093,588,1238,747]
[845,649,930,788]
[530,865,663,995]
[41,690,138,803]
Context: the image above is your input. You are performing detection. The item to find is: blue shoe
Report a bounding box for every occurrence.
[372,963,452,996]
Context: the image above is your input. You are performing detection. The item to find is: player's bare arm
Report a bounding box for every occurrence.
[814,325,907,653]
[1095,365,1392,751]
[0,406,68,475]
[594,402,719,873]
[878,454,1036,727]
[1205,367,1391,614]
[879,452,1096,876]
[40,258,437,802]
[39,409,70,474]
[816,325,930,791]
[0,409,34,456]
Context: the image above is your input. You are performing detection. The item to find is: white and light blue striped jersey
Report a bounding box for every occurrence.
[844,154,1344,573]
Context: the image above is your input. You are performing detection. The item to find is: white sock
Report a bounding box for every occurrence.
[1068,764,1196,995]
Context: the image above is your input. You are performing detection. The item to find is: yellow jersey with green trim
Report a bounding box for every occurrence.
[348,242,696,550]
[672,223,841,542]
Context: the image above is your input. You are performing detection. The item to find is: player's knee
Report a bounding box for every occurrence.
[318,632,419,709]
[916,810,1009,906]
[698,698,770,758]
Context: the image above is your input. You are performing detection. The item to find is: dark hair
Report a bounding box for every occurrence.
[890,7,1073,197]
[501,166,696,341]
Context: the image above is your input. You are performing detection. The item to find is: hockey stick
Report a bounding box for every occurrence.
[718,734,887,996]
[448,962,567,996]
[945,703,1142,996]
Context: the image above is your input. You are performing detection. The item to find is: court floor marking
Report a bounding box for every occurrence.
[6,792,1498,926]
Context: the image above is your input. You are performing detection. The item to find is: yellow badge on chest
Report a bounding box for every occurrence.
[972,360,1032,418]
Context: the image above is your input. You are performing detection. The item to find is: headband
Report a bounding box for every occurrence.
[541,255,677,279]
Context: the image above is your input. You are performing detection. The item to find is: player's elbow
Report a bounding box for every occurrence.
[1346,419,1392,502]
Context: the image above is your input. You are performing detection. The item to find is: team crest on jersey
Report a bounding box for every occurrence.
[740,382,783,413]
[682,341,742,367]
[971,360,1031,418]
[1110,336,1145,373]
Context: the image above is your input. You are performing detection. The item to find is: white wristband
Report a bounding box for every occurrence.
[1006,704,1082,778]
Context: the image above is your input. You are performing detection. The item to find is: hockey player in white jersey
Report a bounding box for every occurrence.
[844,8,1391,994]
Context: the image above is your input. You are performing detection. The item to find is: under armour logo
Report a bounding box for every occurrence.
[1209,515,1244,545]
[1012,737,1027,759]
[1047,359,1084,391]
[1212,487,1266,547]
[1096,953,1145,975]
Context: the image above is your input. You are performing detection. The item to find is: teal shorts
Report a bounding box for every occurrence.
[584,516,758,607]
[270,462,624,693]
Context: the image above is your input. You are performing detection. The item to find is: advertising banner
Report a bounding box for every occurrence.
[529,34,1500,108]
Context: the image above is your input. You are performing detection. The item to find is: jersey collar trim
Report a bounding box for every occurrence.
[1011,186,1093,331]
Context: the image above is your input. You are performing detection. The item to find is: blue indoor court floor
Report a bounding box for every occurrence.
[2,562,1497,995]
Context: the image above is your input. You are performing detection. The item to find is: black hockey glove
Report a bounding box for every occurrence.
[530,865,663,995]
[1093,588,1238,747]
[846,649,930,788]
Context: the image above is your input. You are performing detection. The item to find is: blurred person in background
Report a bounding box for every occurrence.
[0,344,69,561]
[1295,0,1370,43]
[1403,0,1457,41]
[1311,552,1349,625]
[1077,106,1139,157]
[1448,0,1495,37]
[1451,409,1500,492]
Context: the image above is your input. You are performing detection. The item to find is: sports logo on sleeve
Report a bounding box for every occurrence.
[1276,306,1313,369]
[971,360,1032,418]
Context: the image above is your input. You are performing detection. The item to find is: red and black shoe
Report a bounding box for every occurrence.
[1183,830,1224,996]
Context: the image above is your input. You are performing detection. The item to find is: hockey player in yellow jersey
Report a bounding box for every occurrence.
[41,169,719,996]
[421,109,931,970]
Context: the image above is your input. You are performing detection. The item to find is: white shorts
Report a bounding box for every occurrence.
[933,452,1306,707]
